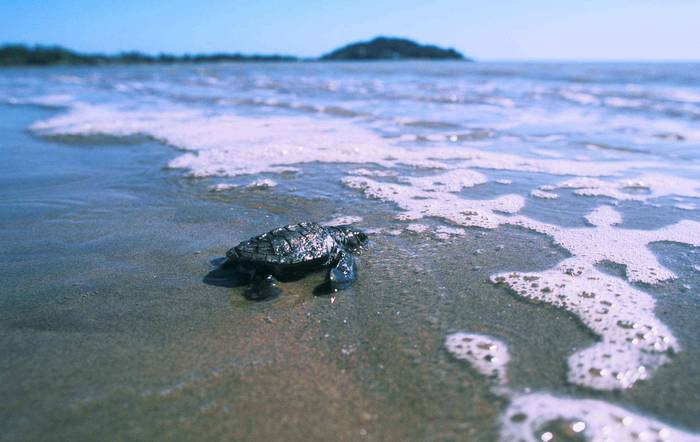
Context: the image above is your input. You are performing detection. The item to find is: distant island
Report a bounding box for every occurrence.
[321,37,469,61]
[0,37,470,66]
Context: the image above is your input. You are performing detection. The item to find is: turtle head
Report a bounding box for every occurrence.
[225,248,239,263]
[328,225,368,249]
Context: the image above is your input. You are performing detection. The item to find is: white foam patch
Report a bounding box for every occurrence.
[8,93,76,108]
[557,174,700,202]
[208,179,276,192]
[343,176,524,230]
[401,169,488,192]
[31,105,395,177]
[502,393,700,442]
[496,179,512,185]
[435,225,466,239]
[445,332,509,384]
[444,330,698,440]
[611,114,700,143]
[430,148,661,177]
[530,148,563,158]
[676,203,697,211]
[406,223,430,233]
[246,178,277,189]
[584,205,623,226]
[444,330,699,440]
[492,258,678,390]
[31,104,672,179]
[561,90,600,105]
[531,190,559,200]
[321,215,363,226]
[348,168,397,177]
[662,88,700,104]
[486,205,700,389]
[209,183,237,192]
[508,206,700,284]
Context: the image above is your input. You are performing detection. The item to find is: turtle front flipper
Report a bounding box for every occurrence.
[203,259,252,288]
[244,274,282,301]
[328,251,358,291]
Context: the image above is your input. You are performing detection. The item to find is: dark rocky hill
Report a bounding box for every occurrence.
[321,37,470,61]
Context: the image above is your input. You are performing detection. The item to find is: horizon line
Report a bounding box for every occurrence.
[2,42,699,64]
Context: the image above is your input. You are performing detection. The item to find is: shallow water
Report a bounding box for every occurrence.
[1,62,700,441]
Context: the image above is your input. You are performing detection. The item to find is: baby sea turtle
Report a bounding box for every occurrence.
[225,222,368,300]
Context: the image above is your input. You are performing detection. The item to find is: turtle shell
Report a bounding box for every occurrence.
[227,222,339,268]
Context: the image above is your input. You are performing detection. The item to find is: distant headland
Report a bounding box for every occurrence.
[0,37,471,66]
[0,44,296,66]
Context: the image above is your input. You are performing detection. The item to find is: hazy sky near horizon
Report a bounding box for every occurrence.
[1,0,698,60]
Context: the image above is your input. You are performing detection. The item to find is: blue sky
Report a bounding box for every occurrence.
[1,0,698,60]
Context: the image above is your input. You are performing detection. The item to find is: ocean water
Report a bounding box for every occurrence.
[1,62,700,441]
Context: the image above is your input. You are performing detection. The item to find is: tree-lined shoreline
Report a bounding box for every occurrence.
[0,44,297,66]
[0,37,470,66]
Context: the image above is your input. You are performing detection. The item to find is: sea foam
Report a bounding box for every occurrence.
[343,175,524,229]
[490,205,700,389]
[30,103,672,179]
[444,331,699,440]
[555,174,700,202]
[507,206,700,285]
[502,393,700,442]
[492,259,677,390]
[445,332,509,384]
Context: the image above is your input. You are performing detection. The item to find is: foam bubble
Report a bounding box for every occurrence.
[445,332,509,384]
[502,393,700,442]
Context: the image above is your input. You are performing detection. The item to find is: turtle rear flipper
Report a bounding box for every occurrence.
[328,251,358,291]
[244,274,282,301]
